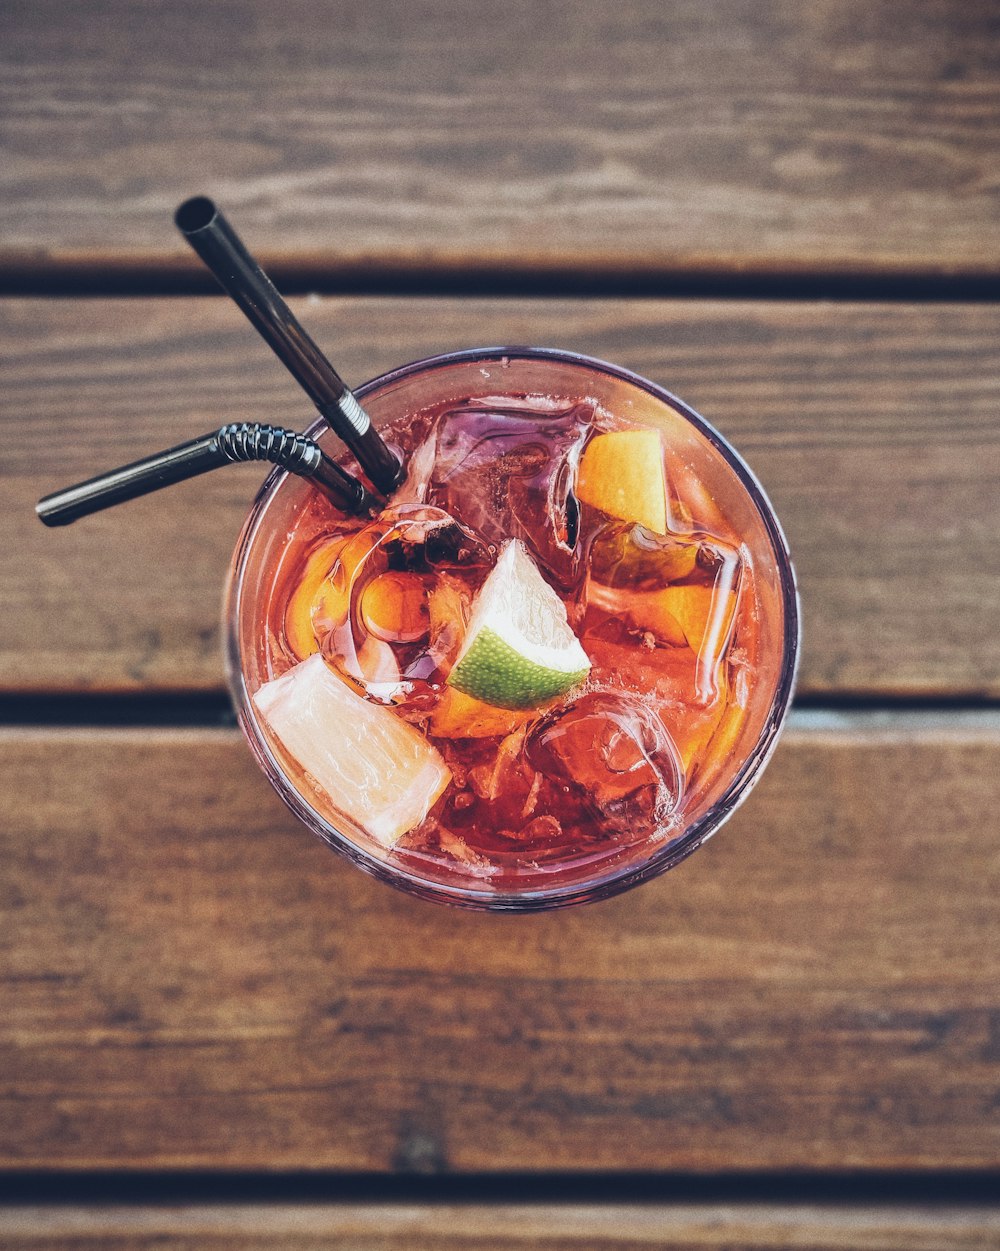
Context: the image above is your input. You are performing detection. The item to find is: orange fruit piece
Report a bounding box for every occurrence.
[671,673,729,774]
[360,571,432,644]
[619,587,688,647]
[680,695,749,786]
[429,686,533,740]
[577,429,667,535]
[659,586,737,653]
[584,581,687,647]
[284,536,348,660]
[708,700,749,770]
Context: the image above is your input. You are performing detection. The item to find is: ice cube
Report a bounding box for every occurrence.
[586,520,700,590]
[660,545,742,703]
[417,398,593,589]
[253,653,452,848]
[583,521,743,700]
[525,690,683,834]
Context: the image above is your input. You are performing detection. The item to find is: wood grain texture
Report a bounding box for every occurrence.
[2,1203,999,1250]
[3,298,999,696]
[1,714,998,1170]
[2,0,999,273]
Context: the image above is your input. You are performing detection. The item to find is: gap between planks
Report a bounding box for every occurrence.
[4,707,1000,737]
[2,255,999,301]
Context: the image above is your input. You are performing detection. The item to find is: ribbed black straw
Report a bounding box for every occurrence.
[35,422,377,527]
[175,196,403,495]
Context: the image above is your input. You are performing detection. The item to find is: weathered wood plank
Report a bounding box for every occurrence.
[2,298,998,696]
[1,0,999,273]
[1,1203,998,1250]
[1,714,998,1170]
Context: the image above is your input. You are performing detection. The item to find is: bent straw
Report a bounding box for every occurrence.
[175,196,403,495]
[36,421,378,527]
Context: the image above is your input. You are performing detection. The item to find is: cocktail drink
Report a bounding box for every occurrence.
[33,203,796,910]
[228,348,798,909]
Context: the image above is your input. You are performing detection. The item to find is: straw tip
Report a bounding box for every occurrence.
[35,498,71,527]
[175,195,218,235]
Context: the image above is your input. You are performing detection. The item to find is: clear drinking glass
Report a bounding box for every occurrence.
[225,348,799,910]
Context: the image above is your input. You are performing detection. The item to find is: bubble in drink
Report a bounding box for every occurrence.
[232,351,798,907]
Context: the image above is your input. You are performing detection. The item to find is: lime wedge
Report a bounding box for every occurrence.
[447,540,591,710]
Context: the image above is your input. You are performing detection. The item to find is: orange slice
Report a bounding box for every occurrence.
[680,694,749,784]
[577,429,667,534]
[659,586,737,653]
[429,686,533,740]
[360,571,432,644]
[284,536,348,660]
[621,588,688,647]
[707,700,749,770]
[585,580,688,648]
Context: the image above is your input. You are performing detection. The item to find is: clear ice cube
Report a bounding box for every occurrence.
[525,690,684,836]
[414,398,593,590]
[586,520,701,590]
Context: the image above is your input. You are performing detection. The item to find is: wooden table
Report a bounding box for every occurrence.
[2,2,999,1246]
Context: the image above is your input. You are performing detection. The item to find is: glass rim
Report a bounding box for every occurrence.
[225,345,801,910]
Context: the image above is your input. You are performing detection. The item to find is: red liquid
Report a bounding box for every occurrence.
[250,393,766,897]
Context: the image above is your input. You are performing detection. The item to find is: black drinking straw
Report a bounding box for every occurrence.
[35,421,377,527]
[175,196,403,495]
